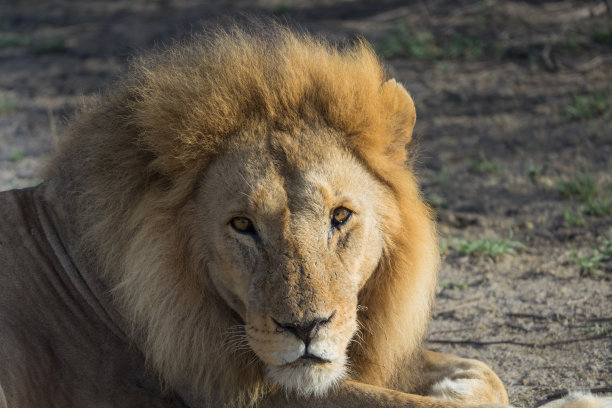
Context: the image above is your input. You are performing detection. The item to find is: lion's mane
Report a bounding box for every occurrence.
[48,24,438,406]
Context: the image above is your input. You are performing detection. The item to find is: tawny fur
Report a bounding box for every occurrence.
[46,25,439,407]
[539,392,612,408]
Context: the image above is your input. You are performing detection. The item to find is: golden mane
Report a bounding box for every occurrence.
[48,24,438,406]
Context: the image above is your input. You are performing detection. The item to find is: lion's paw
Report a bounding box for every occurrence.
[427,367,509,406]
[429,373,485,401]
[539,392,612,408]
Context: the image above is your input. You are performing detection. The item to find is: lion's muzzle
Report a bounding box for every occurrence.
[271,310,336,363]
[246,304,356,396]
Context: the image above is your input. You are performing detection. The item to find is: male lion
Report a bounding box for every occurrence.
[0,26,510,407]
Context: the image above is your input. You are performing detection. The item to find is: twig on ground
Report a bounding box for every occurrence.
[587,316,612,322]
[428,326,480,335]
[434,296,483,317]
[506,323,530,332]
[507,313,612,323]
[427,334,607,348]
[507,312,570,322]
[507,312,550,320]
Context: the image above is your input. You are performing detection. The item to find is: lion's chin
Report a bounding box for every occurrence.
[266,356,347,398]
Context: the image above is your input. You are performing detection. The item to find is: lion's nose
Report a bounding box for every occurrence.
[272,311,336,347]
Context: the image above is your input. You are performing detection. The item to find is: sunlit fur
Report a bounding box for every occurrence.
[47,24,438,407]
[267,355,348,399]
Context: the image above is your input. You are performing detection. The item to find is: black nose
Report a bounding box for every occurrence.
[273,311,335,346]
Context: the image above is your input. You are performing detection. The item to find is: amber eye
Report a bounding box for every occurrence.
[331,207,352,228]
[230,217,256,235]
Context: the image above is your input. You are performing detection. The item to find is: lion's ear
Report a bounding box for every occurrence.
[380,78,416,164]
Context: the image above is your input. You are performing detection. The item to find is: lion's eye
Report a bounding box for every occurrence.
[230,217,256,235]
[331,207,352,228]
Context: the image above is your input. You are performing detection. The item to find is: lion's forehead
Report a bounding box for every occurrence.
[232,146,373,218]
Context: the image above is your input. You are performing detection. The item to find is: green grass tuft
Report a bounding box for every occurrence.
[10,150,24,162]
[568,229,612,276]
[30,37,66,54]
[526,164,548,183]
[556,173,597,203]
[470,156,500,174]
[0,97,16,113]
[563,209,584,227]
[377,22,489,61]
[376,23,437,60]
[585,323,609,335]
[426,194,448,210]
[434,167,452,184]
[565,94,611,120]
[0,32,29,48]
[594,26,612,44]
[597,229,612,259]
[441,281,468,290]
[584,198,612,217]
[274,0,292,13]
[569,250,601,276]
[0,33,66,54]
[557,172,611,218]
[443,35,486,60]
[446,233,525,259]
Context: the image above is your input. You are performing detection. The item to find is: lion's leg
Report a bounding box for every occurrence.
[420,350,509,405]
[263,380,508,408]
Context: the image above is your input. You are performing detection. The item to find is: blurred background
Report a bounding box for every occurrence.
[0,0,610,406]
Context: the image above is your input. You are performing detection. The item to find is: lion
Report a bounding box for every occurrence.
[0,25,513,407]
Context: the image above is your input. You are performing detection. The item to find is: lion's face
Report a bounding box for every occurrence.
[196,128,393,396]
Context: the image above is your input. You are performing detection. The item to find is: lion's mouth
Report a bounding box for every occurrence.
[296,352,331,364]
[274,351,332,368]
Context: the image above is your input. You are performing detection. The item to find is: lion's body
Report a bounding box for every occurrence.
[0,25,509,408]
[0,187,183,407]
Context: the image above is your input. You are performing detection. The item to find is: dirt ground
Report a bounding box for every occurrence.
[0,1,610,406]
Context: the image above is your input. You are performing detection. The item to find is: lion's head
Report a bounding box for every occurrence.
[199,126,391,396]
[48,25,439,406]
